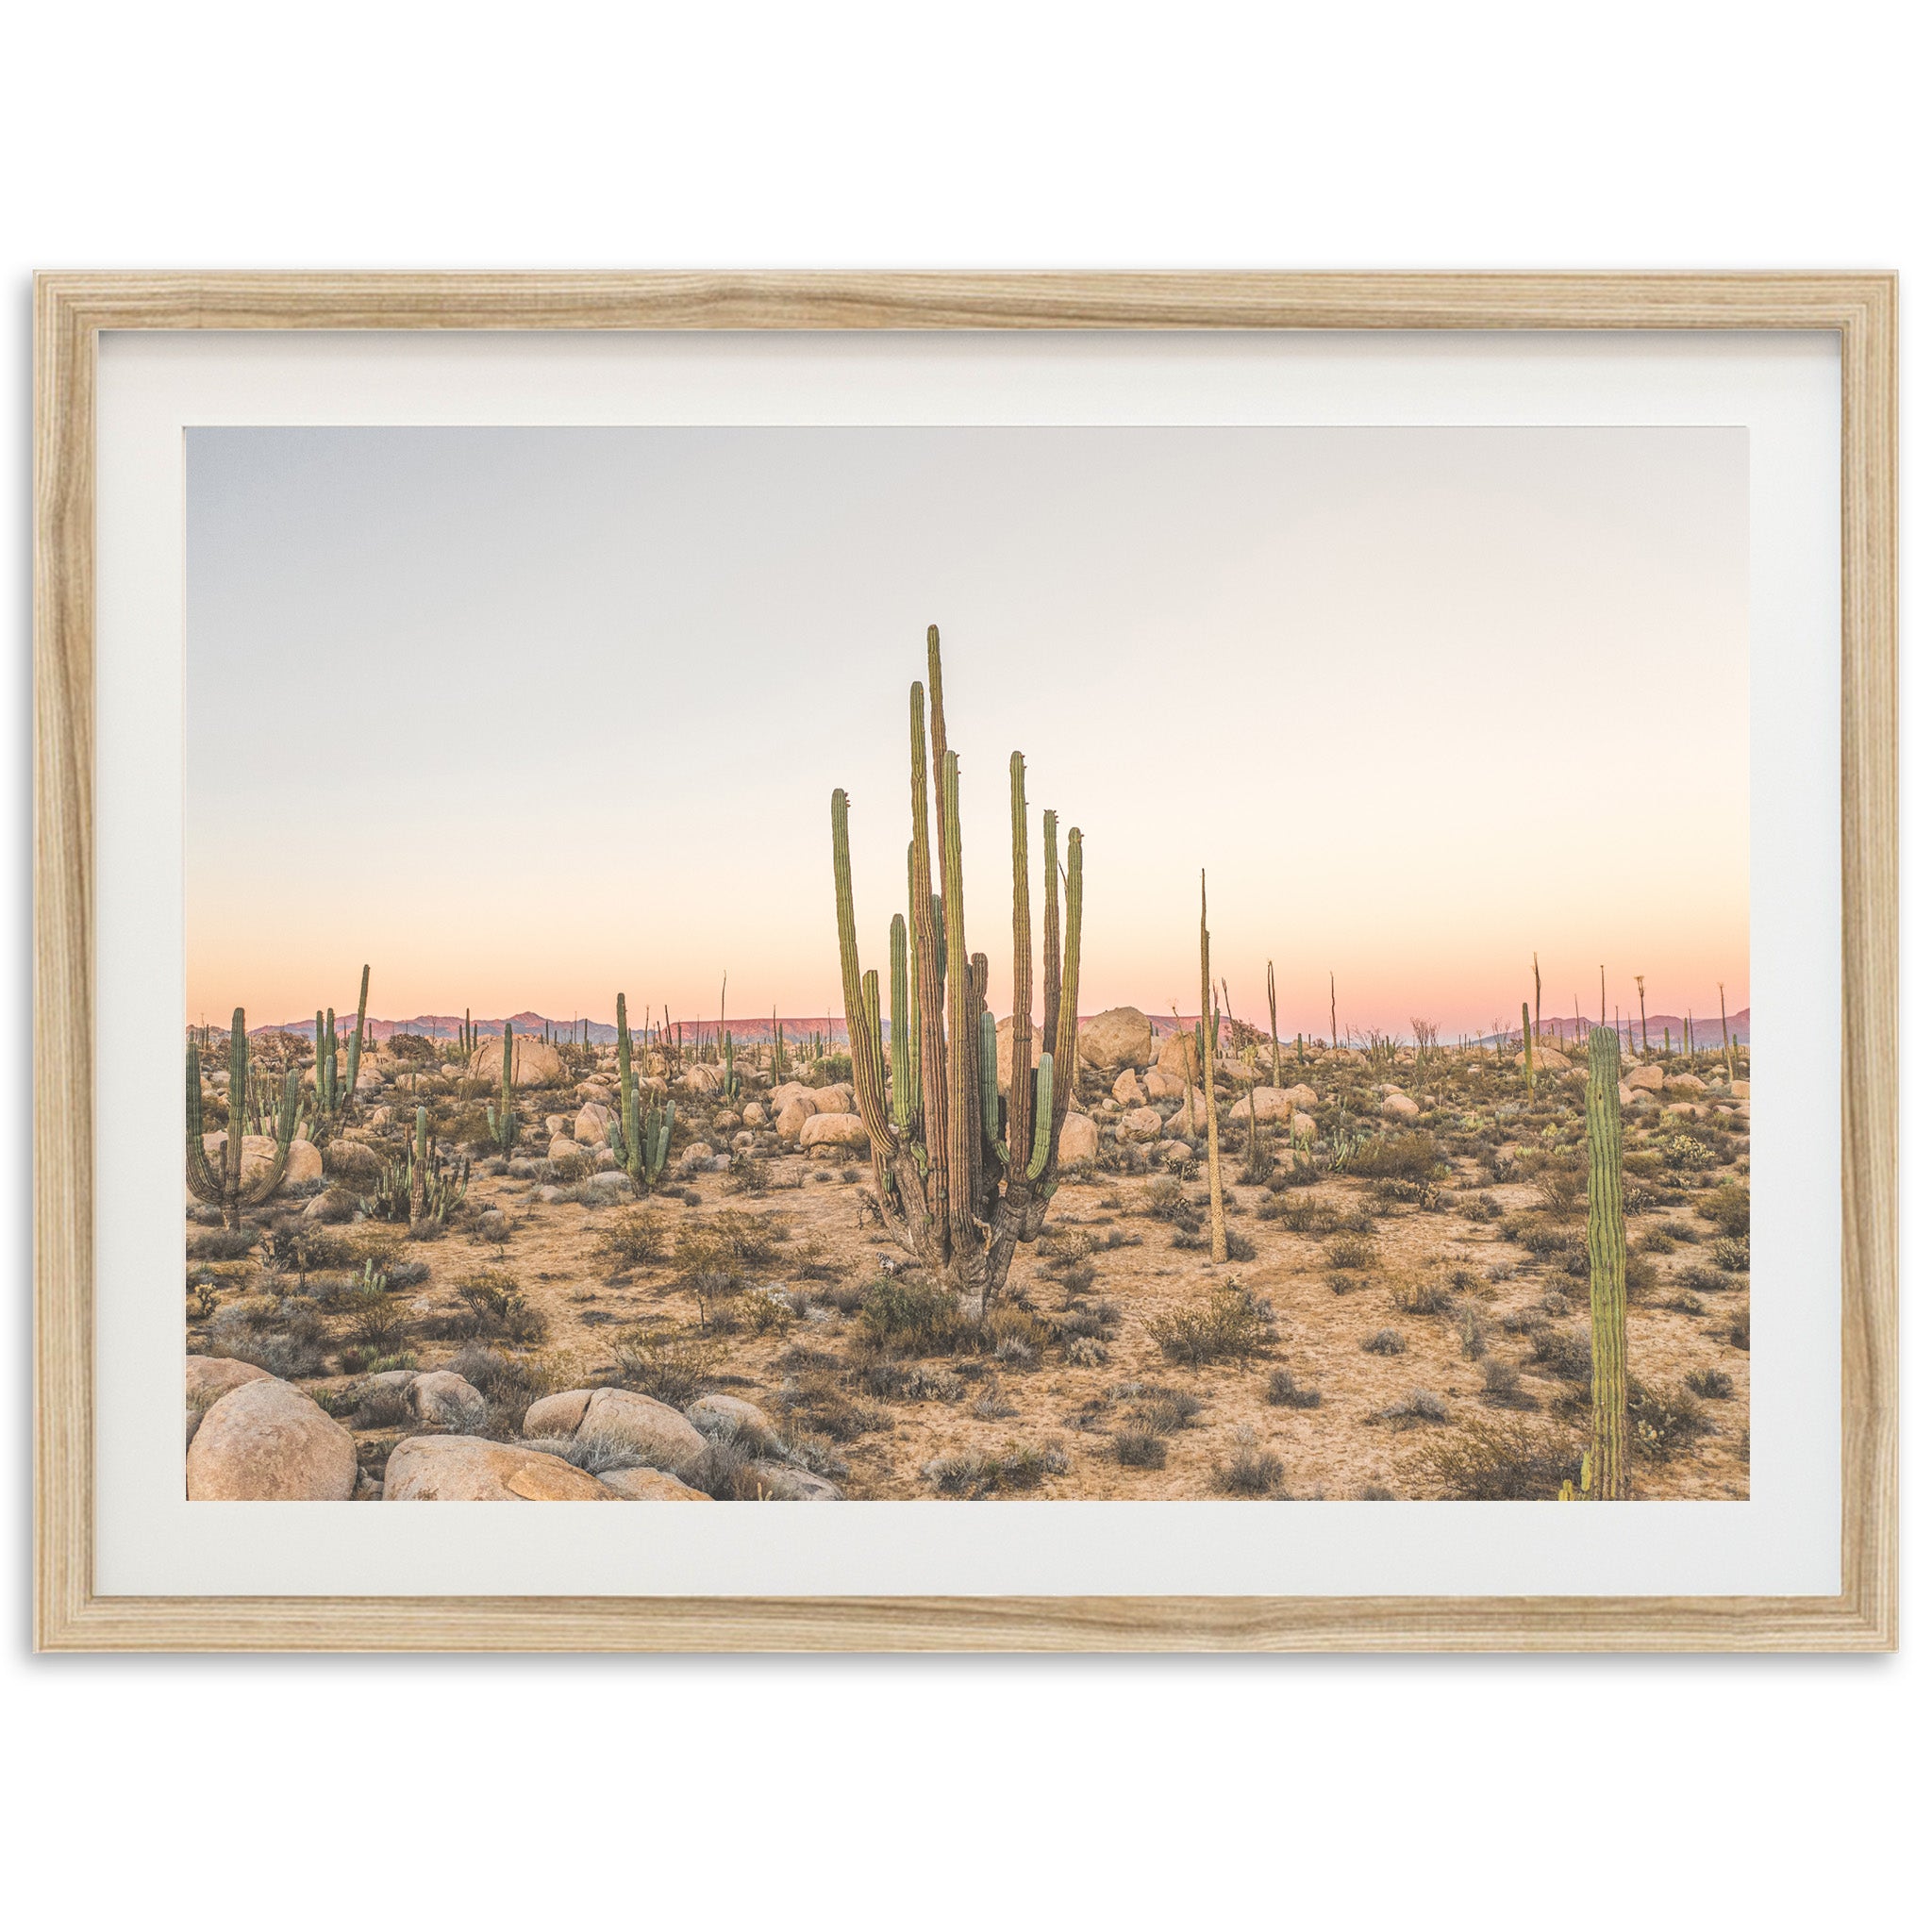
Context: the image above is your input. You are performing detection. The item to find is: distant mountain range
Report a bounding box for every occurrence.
[241,1011,856,1047]
[225,1005,1747,1051]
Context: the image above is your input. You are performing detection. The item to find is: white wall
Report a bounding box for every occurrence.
[3,5,1920,1924]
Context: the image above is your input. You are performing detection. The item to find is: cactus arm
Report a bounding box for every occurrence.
[1006,751,1034,1177]
[239,1069,301,1208]
[345,962,369,1103]
[903,844,922,1123]
[224,1008,248,1207]
[1199,873,1227,1263]
[1584,1025,1631,1497]
[856,970,893,1148]
[939,750,977,1255]
[1266,959,1280,1089]
[1038,809,1062,1119]
[1049,828,1083,1150]
[888,913,912,1132]
[978,1008,1000,1151]
[830,788,894,1153]
[185,1039,224,1203]
[1025,1051,1056,1178]
[907,682,949,1231]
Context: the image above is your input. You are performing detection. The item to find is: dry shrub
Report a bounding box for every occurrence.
[775,1370,886,1442]
[610,1327,716,1407]
[1212,1425,1284,1496]
[856,1273,968,1356]
[1148,1282,1274,1366]
[1265,1368,1322,1409]
[1411,1418,1583,1499]
[598,1209,666,1271]
[1699,1184,1751,1238]
[1325,1233,1377,1273]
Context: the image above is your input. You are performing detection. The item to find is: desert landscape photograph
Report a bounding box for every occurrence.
[180,425,1751,1505]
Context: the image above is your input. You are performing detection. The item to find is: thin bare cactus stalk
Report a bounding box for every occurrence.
[1200,872,1227,1264]
[1719,982,1734,1085]
[1265,958,1280,1088]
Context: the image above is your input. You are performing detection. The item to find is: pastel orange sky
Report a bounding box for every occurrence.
[186,426,1747,1041]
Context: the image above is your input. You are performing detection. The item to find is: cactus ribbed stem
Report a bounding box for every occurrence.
[940,749,976,1259]
[1266,959,1280,1088]
[1025,1052,1055,1178]
[888,913,912,1131]
[908,681,949,1227]
[1200,872,1227,1264]
[345,963,369,1106]
[1585,1024,1631,1498]
[1719,982,1734,1085]
[978,1008,1000,1149]
[1007,750,1033,1174]
[830,789,893,1149]
[1521,1001,1536,1093]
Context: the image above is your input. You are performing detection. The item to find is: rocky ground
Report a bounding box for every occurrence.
[184,1012,1751,1502]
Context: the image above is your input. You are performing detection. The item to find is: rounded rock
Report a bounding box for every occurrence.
[187,1377,358,1501]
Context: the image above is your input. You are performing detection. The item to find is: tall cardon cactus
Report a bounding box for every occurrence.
[187,1008,301,1228]
[1583,1024,1631,1498]
[830,625,1083,1321]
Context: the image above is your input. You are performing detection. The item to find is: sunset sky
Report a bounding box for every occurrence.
[186,425,1748,1041]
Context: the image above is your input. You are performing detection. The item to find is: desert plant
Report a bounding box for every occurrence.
[1147,1281,1274,1365]
[1213,1426,1284,1495]
[609,992,674,1190]
[830,625,1083,1321]
[1197,874,1228,1262]
[1583,1024,1631,1499]
[485,1021,519,1156]
[186,1009,302,1228]
[1265,958,1281,1088]
[1266,1367,1322,1409]
[610,1327,716,1407]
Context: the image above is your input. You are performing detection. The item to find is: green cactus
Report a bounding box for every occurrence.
[1266,959,1281,1089]
[1584,1024,1631,1499]
[344,963,369,1105]
[1199,872,1227,1263]
[611,991,675,1190]
[486,1021,518,1156]
[888,914,913,1132]
[186,1008,300,1229]
[721,1029,739,1099]
[829,625,1084,1320]
[1522,1001,1536,1094]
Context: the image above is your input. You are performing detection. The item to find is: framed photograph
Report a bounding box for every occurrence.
[34,273,1895,1651]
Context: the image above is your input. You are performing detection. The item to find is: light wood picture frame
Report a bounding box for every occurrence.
[33,272,1897,1652]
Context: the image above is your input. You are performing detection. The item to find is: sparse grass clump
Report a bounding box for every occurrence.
[1374,1388,1448,1428]
[1391,1279,1456,1316]
[1711,1235,1750,1274]
[1148,1281,1275,1366]
[1686,1367,1736,1400]
[1266,1368,1322,1409]
[1212,1426,1284,1496]
[441,1269,548,1344]
[1361,1327,1407,1357]
[924,1441,1070,1497]
[1325,1233,1377,1273]
[1113,1429,1168,1468]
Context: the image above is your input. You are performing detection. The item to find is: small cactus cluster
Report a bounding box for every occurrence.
[611,992,675,1190]
[186,1007,300,1229]
[830,625,1083,1321]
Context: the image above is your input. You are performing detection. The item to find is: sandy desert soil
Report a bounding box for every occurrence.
[185,1032,1751,1502]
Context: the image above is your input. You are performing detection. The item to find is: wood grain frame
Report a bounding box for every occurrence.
[33,273,1897,1652]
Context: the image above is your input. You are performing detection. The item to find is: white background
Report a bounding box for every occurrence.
[3,4,1921,1926]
